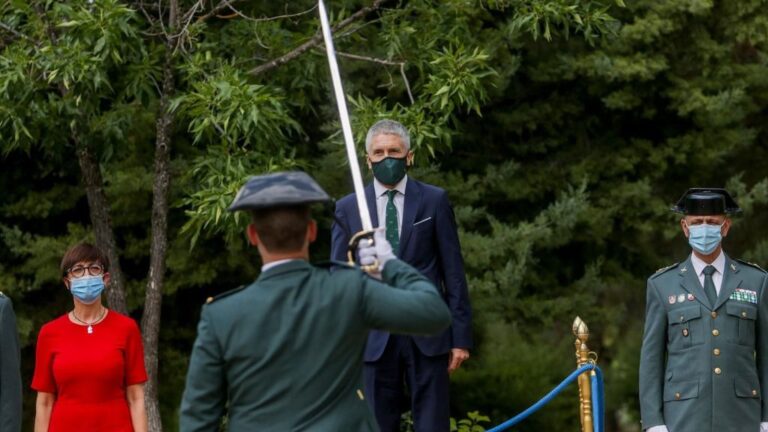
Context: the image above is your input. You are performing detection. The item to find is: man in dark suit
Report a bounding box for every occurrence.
[0,292,22,432]
[331,120,473,431]
[180,171,451,431]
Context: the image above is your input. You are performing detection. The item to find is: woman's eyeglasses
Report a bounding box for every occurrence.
[67,264,105,278]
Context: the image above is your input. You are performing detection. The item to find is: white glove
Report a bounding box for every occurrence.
[646,426,668,432]
[357,229,396,271]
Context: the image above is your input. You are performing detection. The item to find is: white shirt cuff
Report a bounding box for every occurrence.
[760,422,768,432]
[646,426,668,432]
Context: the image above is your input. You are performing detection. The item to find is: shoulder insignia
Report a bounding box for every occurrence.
[736,259,766,272]
[205,285,246,305]
[0,291,5,297]
[651,262,679,279]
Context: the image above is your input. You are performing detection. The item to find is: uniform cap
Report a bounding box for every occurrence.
[671,188,741,216]
[228,171,331,211]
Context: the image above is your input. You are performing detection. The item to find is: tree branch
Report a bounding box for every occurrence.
[192,0,242,23]
[0,22,40,47]
[334,51,415,104]
[335,50,403,66]
[248,0,388,76]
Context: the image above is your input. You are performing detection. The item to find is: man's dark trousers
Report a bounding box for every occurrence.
[365,335,450,431]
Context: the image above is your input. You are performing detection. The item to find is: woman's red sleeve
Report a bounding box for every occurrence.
[125,320,148,386]
[31,325,56,393]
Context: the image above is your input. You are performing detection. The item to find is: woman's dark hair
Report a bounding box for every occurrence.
[60,243,110,276]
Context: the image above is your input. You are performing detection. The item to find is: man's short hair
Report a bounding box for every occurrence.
[250,205,311,253]
[365,119,411,153]
[60,242,110,276]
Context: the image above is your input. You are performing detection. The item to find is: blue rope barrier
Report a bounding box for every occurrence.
[486,364,603,432]
[591,366,605,432]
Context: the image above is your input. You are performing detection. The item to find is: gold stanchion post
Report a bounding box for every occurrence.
[573,317,594,432]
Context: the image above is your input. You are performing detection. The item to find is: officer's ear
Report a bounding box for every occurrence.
[247,224,260,247]
[680,217,689,238]
[721,217,732,238]
[306,219,318,244]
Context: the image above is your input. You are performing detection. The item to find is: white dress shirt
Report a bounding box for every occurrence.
[373,176,407,237]
[648,250,768,432]
[690,250,725,295]
[262,259,299,273]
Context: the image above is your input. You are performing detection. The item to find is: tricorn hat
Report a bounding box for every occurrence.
[671,188,741,216]
[228,171,331,212]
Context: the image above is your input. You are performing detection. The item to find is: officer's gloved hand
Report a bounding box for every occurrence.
[357,229,396,273]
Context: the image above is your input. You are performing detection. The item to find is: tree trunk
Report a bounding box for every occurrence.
[75,141,128,314]
[141,38,175,432]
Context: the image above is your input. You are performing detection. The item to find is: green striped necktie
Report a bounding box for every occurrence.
[385,189,399,254]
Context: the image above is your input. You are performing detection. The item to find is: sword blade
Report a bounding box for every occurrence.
[318,0,374,231]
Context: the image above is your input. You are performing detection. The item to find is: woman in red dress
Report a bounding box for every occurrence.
[32,243,148,432]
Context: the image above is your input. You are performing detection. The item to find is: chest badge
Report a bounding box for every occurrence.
[687,293,695,301]
[730,288,758,304]
[669,295,677,304]
[677,294,686,303]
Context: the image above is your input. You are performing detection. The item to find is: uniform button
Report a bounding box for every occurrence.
[711,311,718,318]
[714,367,722,375]
[713,348,720,356]
[712,329,720,336]
[675,392,681,400]
[742,311,747,318]
[753,390,758,396]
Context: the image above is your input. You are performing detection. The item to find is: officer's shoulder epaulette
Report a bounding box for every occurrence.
[205,285,246,305]
[736,259,766,273]
[651,262,679,279]
[0,291,5,297]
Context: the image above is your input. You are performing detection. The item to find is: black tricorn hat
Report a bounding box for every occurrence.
[228,171,331,212]
[671,188,741,216]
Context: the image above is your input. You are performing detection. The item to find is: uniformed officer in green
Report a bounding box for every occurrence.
[0,292,22,432]
[179,171,451,431]
[639,188,768,432]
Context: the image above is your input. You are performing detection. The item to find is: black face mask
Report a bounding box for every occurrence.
[372,157,408,185]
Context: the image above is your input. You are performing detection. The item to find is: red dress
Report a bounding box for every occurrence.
[32,311,147,432]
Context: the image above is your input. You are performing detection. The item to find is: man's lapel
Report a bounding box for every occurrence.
[679,256,713,310]
[365,183,378,228]
[398,178,420,253]
[714,254,742,310]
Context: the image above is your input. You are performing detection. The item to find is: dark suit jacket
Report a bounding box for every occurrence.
[331,178,473,360]
[179,259,451,432]
[0,294,21,432]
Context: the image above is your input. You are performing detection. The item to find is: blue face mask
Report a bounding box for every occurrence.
[687,223,723,255]
[70,275,105,304]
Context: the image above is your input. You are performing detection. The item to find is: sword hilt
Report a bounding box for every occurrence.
[347,229,379,274]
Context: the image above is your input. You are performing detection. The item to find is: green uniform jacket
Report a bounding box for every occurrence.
[179,259,451,432]
[0,293,22,432]
[639,254,768,432]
